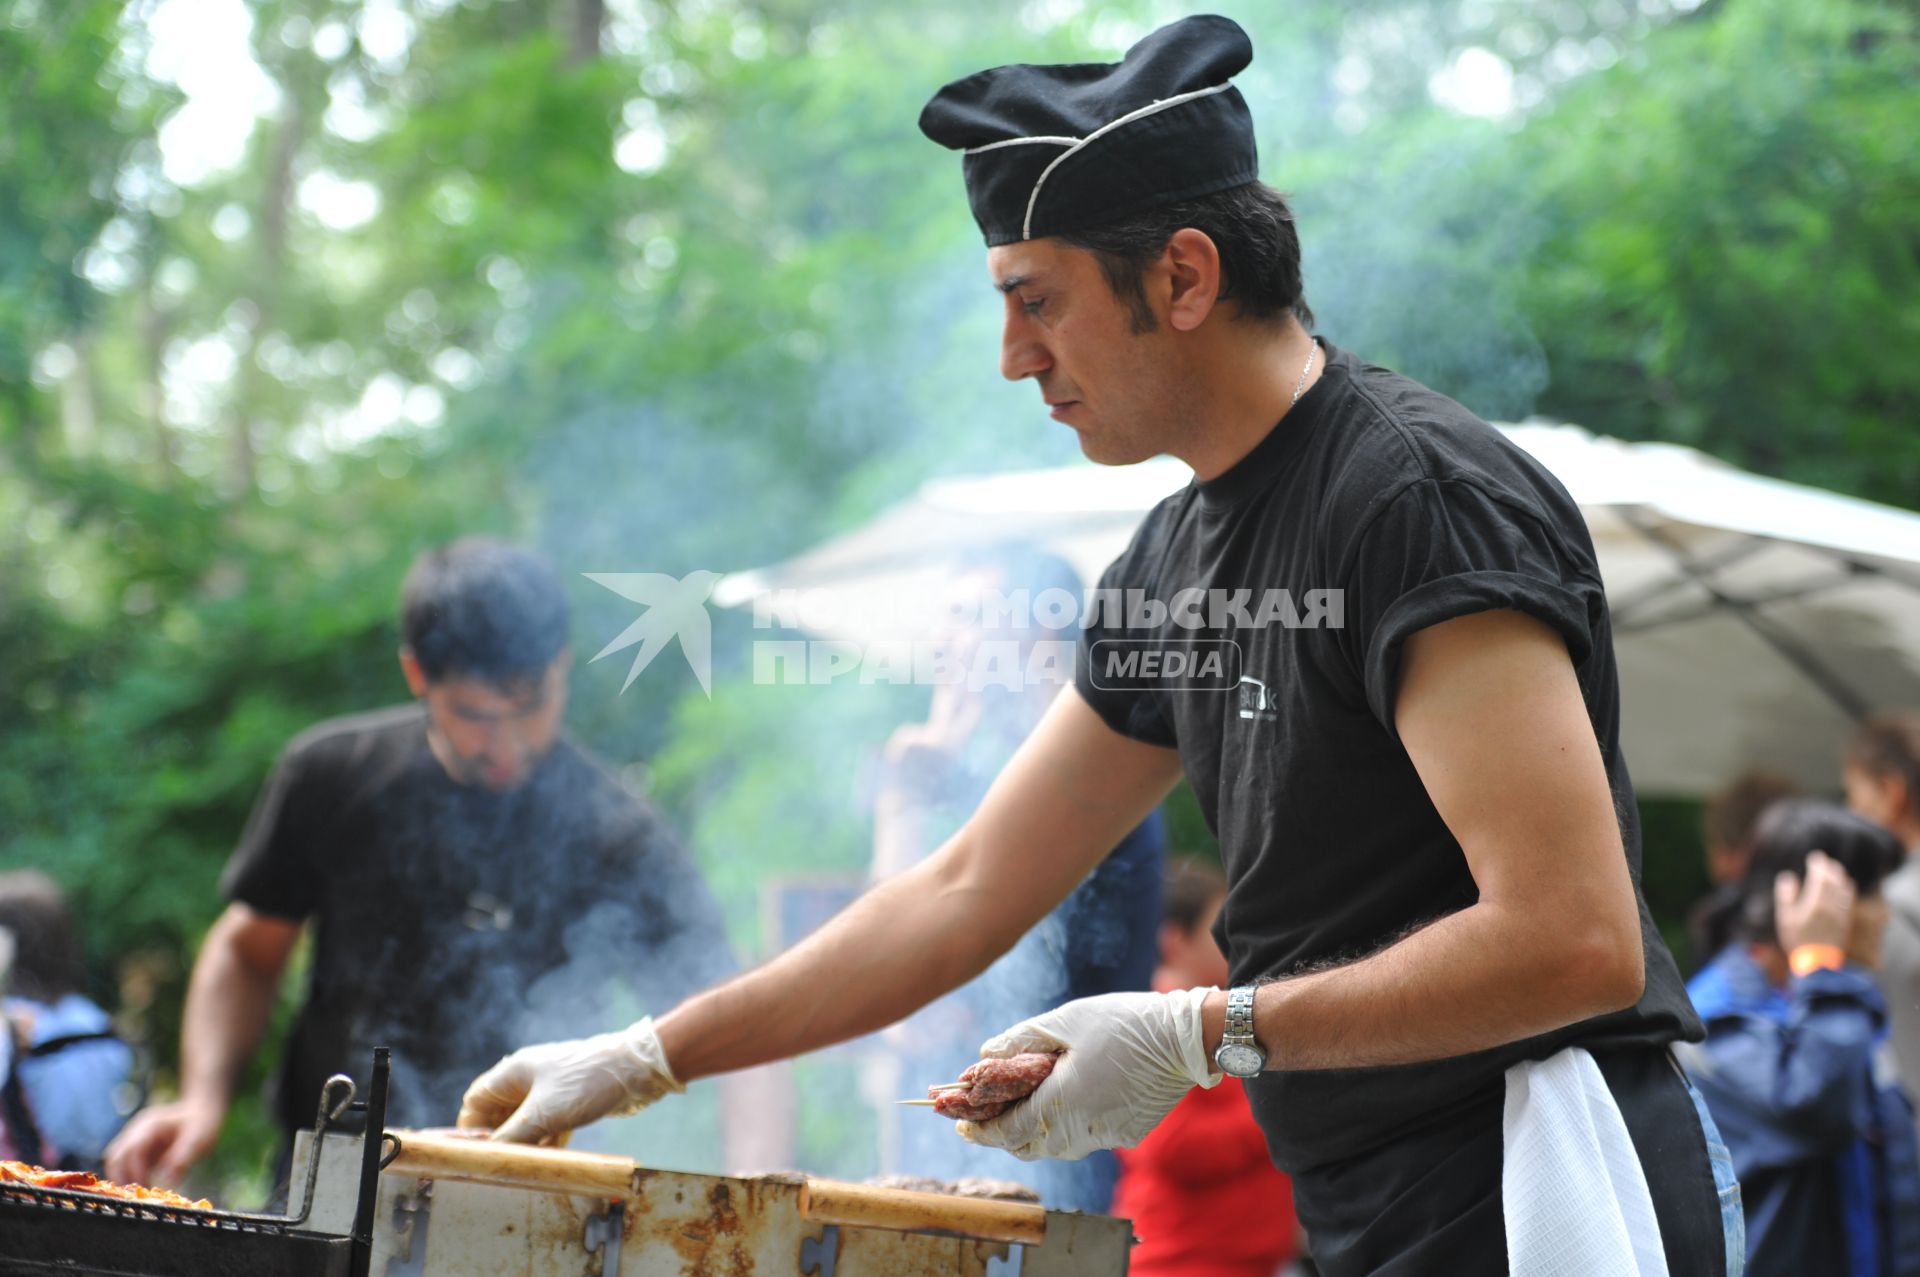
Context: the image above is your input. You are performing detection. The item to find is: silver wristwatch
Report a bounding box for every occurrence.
[1212,985,1267,1078]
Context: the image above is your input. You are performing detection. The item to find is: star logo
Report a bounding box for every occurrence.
[584,570,721,696]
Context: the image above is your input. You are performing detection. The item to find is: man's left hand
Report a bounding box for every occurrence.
[458,1018,683,1144]
[957,989,1221,1161]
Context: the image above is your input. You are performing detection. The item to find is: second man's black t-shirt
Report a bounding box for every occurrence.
[221,704,736,1134]
[1075,340,1702,1175]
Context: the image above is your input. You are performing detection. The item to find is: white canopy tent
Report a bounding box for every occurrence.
[714,422,1920,797]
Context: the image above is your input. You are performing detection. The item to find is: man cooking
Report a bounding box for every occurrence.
[106,537,733,1189]
[459,19,1736,1275]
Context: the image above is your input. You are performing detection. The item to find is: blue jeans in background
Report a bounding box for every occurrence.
[1684,1068,1748,1277]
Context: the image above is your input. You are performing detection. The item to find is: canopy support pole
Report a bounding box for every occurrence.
[1616,507,1871,722]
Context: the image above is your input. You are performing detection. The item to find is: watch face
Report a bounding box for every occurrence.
[1215,1042,1265,1078]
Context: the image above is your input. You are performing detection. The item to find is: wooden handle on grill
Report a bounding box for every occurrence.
[383,1130,636,1199]
[799,1178,1048,1247]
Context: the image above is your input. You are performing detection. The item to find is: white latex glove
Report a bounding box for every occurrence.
[458,1018,684,1144]
[957,988,1223,1161]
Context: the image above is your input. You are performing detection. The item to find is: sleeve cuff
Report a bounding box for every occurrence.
[1071,679,1177,748]
[1362,569,1595,733]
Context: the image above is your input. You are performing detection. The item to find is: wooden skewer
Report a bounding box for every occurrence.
[896,1099,940,1106]
[927,1082,971,1091]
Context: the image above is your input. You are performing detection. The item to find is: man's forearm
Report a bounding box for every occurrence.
[658,842,1029,1082]
[1203,897,1645,1071]
[659,688,1180,1083]
[1214,610,1647,1072]
[176,931,284,1108]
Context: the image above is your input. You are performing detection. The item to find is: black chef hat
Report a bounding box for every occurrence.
[919,15,1258,246]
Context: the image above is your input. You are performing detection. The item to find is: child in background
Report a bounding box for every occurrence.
[1683,800,1920,1277]
[1113,859,1302,1277]
[1687,770,1800,971]
[0,871,136,1170]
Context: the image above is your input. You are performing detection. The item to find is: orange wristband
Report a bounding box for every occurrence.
[1788,943,1847,977]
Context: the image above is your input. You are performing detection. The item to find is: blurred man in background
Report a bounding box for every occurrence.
[0,871,137,1170]
[1682,799,1920,1277]
[1844,713,1920,1140]
[870,543,1163,1210]
[105,538,733,1189]
[1113,859,1300,1277]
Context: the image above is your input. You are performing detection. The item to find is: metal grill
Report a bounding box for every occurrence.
[0,1049,1136,1276]
[0,1053,391,1277]
[0,1177,307,1230]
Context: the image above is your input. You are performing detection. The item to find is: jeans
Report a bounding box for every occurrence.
[1683,1068,1747,1277]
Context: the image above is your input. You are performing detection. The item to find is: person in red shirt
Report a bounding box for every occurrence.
[1115,860,1302,1276]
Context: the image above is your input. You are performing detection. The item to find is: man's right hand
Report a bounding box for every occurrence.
[1776,850,1855,953]
[103,1098,225,1187]
[458,1017,683,1144]
[110,903,298,1187]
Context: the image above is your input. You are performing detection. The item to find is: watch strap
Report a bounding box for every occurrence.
[1224,985,1258,1044]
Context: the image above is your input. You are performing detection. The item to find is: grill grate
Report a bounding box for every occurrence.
[0,1179,304,1232]
[0,1052,389,1277]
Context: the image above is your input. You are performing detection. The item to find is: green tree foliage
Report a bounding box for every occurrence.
[1520,0,1920,505]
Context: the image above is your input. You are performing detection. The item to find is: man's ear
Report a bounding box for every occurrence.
[1163,227,1223,332]
[398,646,429,698]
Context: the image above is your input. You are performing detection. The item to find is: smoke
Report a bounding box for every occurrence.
[1293,120,1552,422]
[280,721,740,1165]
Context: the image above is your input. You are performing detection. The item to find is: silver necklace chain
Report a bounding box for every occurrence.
[1291,338,1318,406]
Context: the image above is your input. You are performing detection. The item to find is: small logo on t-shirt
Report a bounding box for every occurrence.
[1236,675,1278,722]
[462,892,515,932]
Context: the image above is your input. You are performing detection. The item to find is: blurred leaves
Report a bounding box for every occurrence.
[1517,0,1920,504]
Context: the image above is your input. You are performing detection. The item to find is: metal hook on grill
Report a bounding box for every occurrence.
[276,1074,359,1230]
[318,1074,358,1130]
[379,1133,402,1173]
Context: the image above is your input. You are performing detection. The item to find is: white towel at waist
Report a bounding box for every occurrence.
[1502,1045,1669,1277]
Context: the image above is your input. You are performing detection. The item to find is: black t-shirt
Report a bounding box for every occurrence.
[221,705,735,1134]
[1076,340,1702,1174]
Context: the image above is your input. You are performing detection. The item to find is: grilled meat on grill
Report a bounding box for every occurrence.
[0,1160,212,1210]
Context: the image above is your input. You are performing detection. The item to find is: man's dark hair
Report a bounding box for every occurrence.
[1060,182,1313,334]
[1702,769,1800,854]
[401,538,571,689]
[1162,858,1227,933]
[1735,798,1904,943]
[0,871,86,1004]
[1849,712,1920,801]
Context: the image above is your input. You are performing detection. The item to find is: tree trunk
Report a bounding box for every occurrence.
[61,330,99,456]
[138,280,176,483]
[568,0,604,65]
[228,79,309,498]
